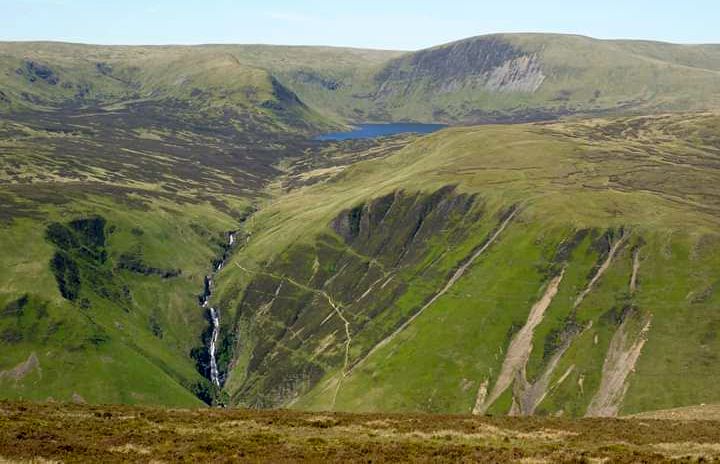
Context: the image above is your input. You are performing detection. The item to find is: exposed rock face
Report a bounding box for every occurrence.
[261,77,306,111]
[475,270,566,415]
[485,54,545,93]
[16,61,59,85]
[374,36,545,97]
[292,70,344,91]
[331,186,479,263]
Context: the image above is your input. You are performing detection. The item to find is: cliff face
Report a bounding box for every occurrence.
[375,35,545,97]
[257,34,720,124]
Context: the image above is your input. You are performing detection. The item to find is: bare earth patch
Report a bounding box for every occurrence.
[0,353,40,383]
[586,315,652,417]
[475,269,566,414]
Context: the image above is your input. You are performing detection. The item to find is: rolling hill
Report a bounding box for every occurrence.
[213,113,720,416]
[361,33,720,122]
[4,34,720,125]
[252,33,720,123]
[2,33,720,417]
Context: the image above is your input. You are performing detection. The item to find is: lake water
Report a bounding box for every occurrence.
[316,123,446,141]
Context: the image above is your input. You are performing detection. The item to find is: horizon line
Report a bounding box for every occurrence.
[1,31,718,51]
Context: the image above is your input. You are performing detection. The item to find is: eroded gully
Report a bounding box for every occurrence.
[198,231,237,387]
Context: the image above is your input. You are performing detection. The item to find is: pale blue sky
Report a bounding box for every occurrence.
[3,0,718,49]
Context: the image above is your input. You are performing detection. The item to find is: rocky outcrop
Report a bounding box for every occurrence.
[16,61,59,85]
[291,70,344,91]
[374,36,545,97]
[261,77,306,111]
[45,217,107,302]
[117,252,181,279]
[485,54,545,93]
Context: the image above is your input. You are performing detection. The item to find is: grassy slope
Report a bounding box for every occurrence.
[218,113,720,416]
[0,92,267,406]
[242,34,720,124]
[0,195,240,406]
[0,38,362,406]
[513,34,720,111]
[4,106,720,415]
[0,42,342,134]
[223,45,404,122]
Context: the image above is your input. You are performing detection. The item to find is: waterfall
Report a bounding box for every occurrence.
[199,231,237,389]
[208,307,221,387]
[199,275,212,308]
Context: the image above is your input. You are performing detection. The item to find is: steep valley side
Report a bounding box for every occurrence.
[208,114,720,416]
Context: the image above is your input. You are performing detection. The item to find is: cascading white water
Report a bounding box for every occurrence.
[208,306,221,387]
[199,231,237,389]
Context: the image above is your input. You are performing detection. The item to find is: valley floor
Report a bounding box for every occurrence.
[2,401,720,463]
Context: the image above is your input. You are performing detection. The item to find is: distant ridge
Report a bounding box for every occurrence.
[2,33,720,125]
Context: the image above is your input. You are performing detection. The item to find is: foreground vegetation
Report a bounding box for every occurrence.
[4,401,720,463]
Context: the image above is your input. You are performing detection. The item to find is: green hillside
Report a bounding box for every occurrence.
[4,34,720,126]
[302,33,720,123]
[213,113,720,416]
[0,195,237,406]
[3,34,720,416]
[0,42,343,134]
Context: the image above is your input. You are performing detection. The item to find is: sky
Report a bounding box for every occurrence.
[3,0,719,50]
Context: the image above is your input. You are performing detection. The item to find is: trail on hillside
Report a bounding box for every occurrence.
[234,262,353,409]
[327,294,352,410]
[586,315,652,417]
[356,274,391,303]
[348,207,519,375]
[473,269,566,415]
